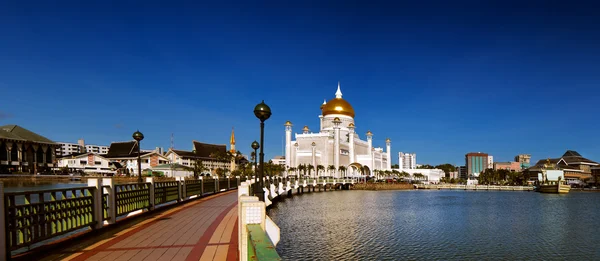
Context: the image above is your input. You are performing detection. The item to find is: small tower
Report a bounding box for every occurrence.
[229,127,236,172]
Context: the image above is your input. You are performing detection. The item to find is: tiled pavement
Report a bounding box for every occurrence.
[36,191,239,261]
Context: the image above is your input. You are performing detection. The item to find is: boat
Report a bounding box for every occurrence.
[534,160,570,194]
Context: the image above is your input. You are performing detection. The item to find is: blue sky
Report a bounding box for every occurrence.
[1,1,599,166]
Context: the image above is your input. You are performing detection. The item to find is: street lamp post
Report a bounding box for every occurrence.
[251,140,260,197]
[254,100,271,202]
[132,130,144,183]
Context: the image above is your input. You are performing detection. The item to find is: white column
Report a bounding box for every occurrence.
[348,125,355,163]
[398,152,403,170]
[285,122,292,169]
[311,142,316,177]
[386,139,392,170]
[293,143,299,169]
[103,177,117,224]
[334,123,341,173]
[366,131,373,158]
[87,178,104,229]
[319,115,324,131]
[371,148,375,175]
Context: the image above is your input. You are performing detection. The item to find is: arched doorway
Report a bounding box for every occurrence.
[348,162,363,177]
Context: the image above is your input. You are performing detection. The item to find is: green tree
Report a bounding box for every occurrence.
[328,165,336,176]
[193,160,207,179]
[316,165,325,178]
[339,166,347,178]
[298,164,306,177]
[307,164,315,178]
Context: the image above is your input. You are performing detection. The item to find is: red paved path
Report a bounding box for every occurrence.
[36,191,239,261]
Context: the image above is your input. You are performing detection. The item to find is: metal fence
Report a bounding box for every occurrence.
[0,176,242,259]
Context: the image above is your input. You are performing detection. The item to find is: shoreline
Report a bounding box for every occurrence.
[352,183,413,190]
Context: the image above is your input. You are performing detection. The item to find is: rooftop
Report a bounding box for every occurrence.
[0,125,56,144]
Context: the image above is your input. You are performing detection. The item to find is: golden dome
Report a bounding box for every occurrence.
[322,98,355,118]
[302,125,310,131]
[321,82,355,118]
[284,121,292,126]
[348,123,355,128]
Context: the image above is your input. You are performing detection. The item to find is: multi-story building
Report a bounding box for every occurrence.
[164,130,239,175]
[448,171,459,179]
[466,152,489,178]
[57,152,115,175]
[515,154,531,169]
[526,150,598,185]
[398,152,416,170]
[271,156,286,166]
[458,166,468,180]
[494,162,521,172]
[487,155,494,169]
[56,139,109,156]
[0,125,60,174]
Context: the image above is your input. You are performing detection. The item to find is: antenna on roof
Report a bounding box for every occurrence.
[170,133,174,150]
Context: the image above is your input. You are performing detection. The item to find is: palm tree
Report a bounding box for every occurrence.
[307,164,314,178]
[298,164,306,178]
[338,166,347,178]
[392,169,400,179]
[316,165,325,178]
[328,165,336,177]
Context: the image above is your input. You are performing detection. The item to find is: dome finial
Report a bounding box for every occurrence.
[335,81,342,98]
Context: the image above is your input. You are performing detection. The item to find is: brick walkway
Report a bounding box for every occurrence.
[38,191,239,261]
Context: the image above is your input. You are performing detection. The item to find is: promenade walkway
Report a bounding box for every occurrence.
[34,191,239,261]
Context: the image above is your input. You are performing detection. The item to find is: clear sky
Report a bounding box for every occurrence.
[1,1,599,166]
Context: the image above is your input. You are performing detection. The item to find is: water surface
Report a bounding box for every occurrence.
[268,190,600,260]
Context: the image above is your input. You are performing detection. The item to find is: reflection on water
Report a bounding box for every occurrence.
[268,190,600,261]
[1,179,86,193]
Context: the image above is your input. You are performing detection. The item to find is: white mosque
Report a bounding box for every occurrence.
[284,83,391,177]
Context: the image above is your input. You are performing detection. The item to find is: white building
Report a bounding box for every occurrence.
[56,139,109,156]
[164,132,237,175]
[104,141,170,175]
[151,163,193,178]
[271,156,286,166]
[284,83,391,178]
[393,168,444,184]
[399,152,416,170]
[57,152,115,175]
[488,155,494,169]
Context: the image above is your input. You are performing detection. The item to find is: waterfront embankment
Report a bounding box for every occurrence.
[353,182,413,190]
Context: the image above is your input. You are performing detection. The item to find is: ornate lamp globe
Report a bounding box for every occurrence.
[251,141,260,150]
[132,130,144,141]
[254,100,272,122]
[311,142,316,147]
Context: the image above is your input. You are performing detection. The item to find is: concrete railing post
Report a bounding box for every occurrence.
[199,176,204,196]
[87,178,104,229]
[215,176,219,192]
[175,177,183,202]
[146,177,155,210]
[102,177,116,225]
[0,182,6,260]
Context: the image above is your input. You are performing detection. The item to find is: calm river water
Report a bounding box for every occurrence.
[268,190,600,261]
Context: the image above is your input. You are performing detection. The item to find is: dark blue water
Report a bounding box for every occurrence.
[268,190,600,261]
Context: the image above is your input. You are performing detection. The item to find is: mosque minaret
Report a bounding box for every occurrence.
[284,82,391,177]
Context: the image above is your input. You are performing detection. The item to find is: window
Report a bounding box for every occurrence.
[80,160,87,165]
[95,161,101,165]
